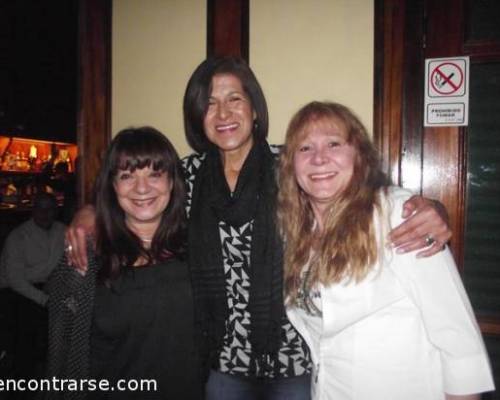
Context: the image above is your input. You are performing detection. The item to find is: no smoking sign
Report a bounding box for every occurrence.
[424,57,469,127]
[429,60,465,97]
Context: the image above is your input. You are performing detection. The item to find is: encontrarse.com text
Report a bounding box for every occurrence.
[0,377,157,392]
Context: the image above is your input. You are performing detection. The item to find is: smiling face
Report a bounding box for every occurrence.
[203,73,255,158]
[113,167,172,233]
[293,117,357,221]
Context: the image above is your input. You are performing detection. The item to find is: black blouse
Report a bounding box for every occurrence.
[89,258,202,399]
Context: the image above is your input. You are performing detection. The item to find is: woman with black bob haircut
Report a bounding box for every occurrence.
[47,127,202,400]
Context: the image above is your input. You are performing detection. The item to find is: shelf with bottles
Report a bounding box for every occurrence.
[0,136,78,174]
[0,136,78,210]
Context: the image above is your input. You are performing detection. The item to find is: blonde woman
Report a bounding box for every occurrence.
[278,101,494,400]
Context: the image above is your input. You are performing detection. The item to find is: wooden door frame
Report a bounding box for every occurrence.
[373,0,464,262]
[207,0,249,61]
[77,0,112,205]
[375,0,500,335]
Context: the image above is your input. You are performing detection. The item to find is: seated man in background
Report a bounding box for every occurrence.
[0,192,65,381]
[50,161,77,225]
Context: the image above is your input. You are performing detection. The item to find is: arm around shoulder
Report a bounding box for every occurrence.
[65,203,97,271]
[388,189,452,257]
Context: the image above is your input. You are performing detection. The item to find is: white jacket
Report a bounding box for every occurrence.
[287,187,494,400]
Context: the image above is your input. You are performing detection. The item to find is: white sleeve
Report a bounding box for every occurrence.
[385,187,495,395]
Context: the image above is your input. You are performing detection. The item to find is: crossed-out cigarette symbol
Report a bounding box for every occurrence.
[435,72,455,89]
[430,62,463,95]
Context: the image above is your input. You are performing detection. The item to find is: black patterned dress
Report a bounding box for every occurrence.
[182,145,312,379]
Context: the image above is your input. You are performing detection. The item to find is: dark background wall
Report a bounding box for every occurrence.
[0,0,78,143]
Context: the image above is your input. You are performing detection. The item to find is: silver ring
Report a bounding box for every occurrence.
[66,244,73,253]
[424,234,435,246]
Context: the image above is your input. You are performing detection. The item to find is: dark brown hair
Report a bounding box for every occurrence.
[183,56,269,153]
[94,126,186,280]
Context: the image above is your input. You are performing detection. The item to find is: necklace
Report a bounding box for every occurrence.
[296,255,323,317]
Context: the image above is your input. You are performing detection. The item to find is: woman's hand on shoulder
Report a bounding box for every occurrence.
[388,195,451,258]
[65,204,97,274]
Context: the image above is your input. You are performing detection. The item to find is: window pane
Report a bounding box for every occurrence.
[463,62,500,317]
[466,0,500,41]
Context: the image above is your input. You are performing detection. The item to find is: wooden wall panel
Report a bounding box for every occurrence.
[374,0,405,185]
[421,0,465,262]
[374,0,464,260]
[77,0,112,204]
[207,0,249,61]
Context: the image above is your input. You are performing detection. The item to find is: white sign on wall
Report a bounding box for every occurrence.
[424,56,469,127]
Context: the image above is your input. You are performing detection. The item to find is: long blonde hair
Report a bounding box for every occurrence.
[277,102,389,303]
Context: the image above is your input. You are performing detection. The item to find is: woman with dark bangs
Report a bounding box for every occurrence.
[46,127,203,399]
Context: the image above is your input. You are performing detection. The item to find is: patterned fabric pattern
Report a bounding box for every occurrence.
[46,252,100,400]
[182,147,311,378]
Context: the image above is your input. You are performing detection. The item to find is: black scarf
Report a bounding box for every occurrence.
[188,140,284,376]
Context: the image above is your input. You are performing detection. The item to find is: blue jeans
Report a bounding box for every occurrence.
[205,370,311,400]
